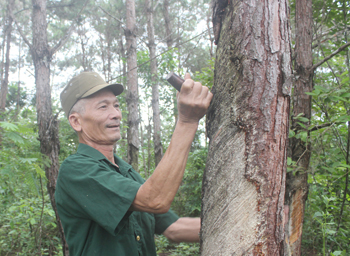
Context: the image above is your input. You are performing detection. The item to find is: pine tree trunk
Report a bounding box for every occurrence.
[0,0,13,112]
[31,0,68,254]
[284,0,313,255]
[163,0,172,49]
[125,0,139,171]
[201,0,292,254]
[146,0,163,166]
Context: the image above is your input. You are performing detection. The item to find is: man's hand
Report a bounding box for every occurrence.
[163,217,200,243]
[177,73,213,124]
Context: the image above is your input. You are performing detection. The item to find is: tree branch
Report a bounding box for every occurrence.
[99,6,126,28]
[10,12,32,52]
[153,0,161,12]
[312,41,350,71]
[309,121,343,132]
[50,0,89,55]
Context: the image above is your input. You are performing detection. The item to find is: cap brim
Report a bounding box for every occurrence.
[81,83,124,98]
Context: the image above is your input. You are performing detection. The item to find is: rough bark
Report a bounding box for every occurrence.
[146,0,163,166]
[201,0,292,255]
[30,0,68,254]
[125,0,139,171]
[283,1,313,255]
[0,0,13,112]
[163,0,173,49]
[162,0,178,127]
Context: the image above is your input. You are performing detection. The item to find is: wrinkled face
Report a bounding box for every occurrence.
[70,88,122,146]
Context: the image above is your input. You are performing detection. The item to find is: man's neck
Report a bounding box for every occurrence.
[80,139,116,165]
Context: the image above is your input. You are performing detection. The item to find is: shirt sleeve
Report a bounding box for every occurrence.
[154,209,179,235]
[58,156,141,236]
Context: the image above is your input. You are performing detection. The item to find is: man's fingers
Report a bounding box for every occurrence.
[184,73,191,80]
[181,76,195,94]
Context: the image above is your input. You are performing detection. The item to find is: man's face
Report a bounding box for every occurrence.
[73,88,122,146]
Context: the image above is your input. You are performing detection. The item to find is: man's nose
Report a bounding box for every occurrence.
[110,107,122,119]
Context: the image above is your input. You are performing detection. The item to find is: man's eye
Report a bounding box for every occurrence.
[114,104,120,108]
[100,105,107,109]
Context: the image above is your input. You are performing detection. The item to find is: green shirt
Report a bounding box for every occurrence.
[55,143,179,256]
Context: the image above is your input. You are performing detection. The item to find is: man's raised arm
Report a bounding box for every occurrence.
[130,73,213,214]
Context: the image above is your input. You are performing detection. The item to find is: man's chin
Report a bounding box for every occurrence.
[110,136,121,143]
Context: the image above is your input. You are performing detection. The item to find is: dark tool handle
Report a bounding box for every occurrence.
[166,72,185,92]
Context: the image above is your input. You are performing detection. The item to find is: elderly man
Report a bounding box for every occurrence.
[55,71,213,256]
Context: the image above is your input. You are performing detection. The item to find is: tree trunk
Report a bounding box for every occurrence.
[163,0,172,49]
[146,0,163,166]
[284,0,313,255]
[201,0,292,255]
[117,35,128,162]
[125,0,139,171]
[0,0,13,112]
[30,0,68,254]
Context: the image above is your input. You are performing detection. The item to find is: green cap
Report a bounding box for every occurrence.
[60,72,124,117]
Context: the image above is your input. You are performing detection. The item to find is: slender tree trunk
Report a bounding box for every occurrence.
[201,0,292,254]
[117,35,128,162]
[147,121,152,178]
[0,0,13,112]
[30,0,68,254]
[163,0,178,127]
[163,0,173,49]
[146,0,163,166]
[125,0,139,171]
[15,38,22,120]
[284,1,313,255]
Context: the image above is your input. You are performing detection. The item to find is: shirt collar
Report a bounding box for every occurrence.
[77,143,107,161]
[77,143,133,175]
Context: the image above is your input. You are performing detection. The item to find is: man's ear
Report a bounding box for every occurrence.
[69,113,82,132]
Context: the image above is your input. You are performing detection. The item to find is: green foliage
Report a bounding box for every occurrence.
[0,115,62,255]
[155,235,200,256]
[172,147,207,218]
[300,49,350,254]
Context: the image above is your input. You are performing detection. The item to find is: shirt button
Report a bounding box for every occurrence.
[136,235,141,241]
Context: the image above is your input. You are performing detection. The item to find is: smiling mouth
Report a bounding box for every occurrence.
[106,123,120,129]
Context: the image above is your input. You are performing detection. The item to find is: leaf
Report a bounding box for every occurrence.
[336,115,350,122]
[305,91,320,96]
[340,92,350,98]
[313,211,323,218]
[19,158,38,164]
[0,122,18,131]
[289,129,295,138]
[297,117,309,123]
[326,229,336,234]
[340,76,349,84]
[29,218,36,225]
[6,132,24,144]
[297,122,307,129]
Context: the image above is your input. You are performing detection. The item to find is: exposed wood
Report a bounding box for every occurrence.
[201,0,291,254]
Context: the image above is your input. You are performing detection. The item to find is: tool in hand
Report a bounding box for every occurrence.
[166,72,185,92]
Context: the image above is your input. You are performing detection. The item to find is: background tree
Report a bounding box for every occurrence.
[0,0,14,114]
[284,0,313,255]
[145,0,163,166]
[125,0,140,171]
[201,0,291,254]
[10,0,87,254]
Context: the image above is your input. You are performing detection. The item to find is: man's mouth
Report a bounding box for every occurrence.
[106,123,120,129]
